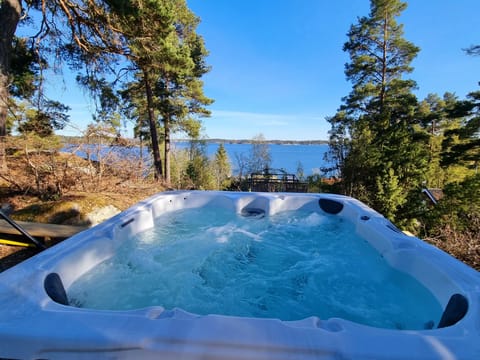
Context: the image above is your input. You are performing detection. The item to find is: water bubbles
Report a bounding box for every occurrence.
[302,212,325,227]
[67,207,442,330]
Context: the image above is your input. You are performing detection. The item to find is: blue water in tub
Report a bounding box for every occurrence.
[68,208,442,330]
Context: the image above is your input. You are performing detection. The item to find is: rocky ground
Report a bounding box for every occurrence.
[0,187,161,271]
[0,187,162,272]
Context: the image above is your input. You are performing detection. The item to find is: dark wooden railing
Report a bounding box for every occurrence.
[248,169,308,193]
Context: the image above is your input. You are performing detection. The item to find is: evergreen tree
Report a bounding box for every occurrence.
[0,0,21,170]
[9,36,68,133]
[185,140,215,189]
[415,92,469,187]
[7,37,71,137]
[110,0,212,182]
[418,45,480,263]
[158,7,213,183]
[1,0,131,169]
[327,0,427,222]
[213,143,231,189]
[442,90,480,172]
[15,100,70,136]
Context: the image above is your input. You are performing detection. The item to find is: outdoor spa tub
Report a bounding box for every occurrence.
[0,191,479,359]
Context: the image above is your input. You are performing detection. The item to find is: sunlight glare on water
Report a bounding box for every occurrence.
[68,207,442,330]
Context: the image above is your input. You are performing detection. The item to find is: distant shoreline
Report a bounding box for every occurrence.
[59,135,329,146]
[198,139,329,145]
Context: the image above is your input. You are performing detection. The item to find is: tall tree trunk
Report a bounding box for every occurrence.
[164,114,171,184]
[0,0,21,172]
[144,73,163,180]
[380,13,388,114]
[162,77,171,185]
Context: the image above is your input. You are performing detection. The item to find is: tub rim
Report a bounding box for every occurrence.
[0,190,479,359]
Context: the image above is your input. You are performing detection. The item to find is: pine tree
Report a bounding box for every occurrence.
[1,0,131,170]
[213,143,231,189]
[327,0,427,221]
[0,0,21,171]
[442,90,480,172]
[110,0,212,182]
[185,140,215,189]
[416,92,463,187]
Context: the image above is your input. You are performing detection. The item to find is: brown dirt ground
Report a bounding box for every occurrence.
[0,150,165,272]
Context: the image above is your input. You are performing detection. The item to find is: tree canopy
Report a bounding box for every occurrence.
[327,0,426,221]
[1,0,212,183]
[326,0,479,247]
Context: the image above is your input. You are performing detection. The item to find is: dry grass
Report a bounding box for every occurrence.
[0,150,165,271]
[425,226,480,271]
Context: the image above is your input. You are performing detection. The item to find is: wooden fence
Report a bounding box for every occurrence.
[248,169,308,193]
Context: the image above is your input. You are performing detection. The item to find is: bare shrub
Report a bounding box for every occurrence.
[0,135,158,197]
[425,222,480,271]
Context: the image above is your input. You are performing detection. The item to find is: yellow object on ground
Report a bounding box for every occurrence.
[0,239,35,247]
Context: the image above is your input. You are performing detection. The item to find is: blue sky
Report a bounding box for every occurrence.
[54,0,479,140]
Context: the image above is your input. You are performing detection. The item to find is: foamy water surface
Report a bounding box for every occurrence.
[68,208,442,329]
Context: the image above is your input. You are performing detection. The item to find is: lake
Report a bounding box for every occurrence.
[175,142,331,176]
[63,142,332,177]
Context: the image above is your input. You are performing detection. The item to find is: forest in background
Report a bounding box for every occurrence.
[321,0,479,267]
[0,0,478,268]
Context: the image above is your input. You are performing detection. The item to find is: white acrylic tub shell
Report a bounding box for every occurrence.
[0,191,479,359]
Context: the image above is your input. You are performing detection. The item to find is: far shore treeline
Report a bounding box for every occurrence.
[58,136,329,146]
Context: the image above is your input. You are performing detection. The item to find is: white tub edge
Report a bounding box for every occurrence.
[0,190,479,359]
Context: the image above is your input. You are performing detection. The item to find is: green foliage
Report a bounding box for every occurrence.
[170,141,221,190]
[1,0,131,156]
[327,0,427,222]
[323,111,350,175]
[212,143,231,189]
[185,157,215,190]
[76,76,122,130]
[7,35,70,137]
[425,174,480,238]
[342,0,419,118]
[16,100,70,136]
[414,92,477,188]
[441,90,480,171]
[375,167,406,221]
[14,133,63,152]
[306,174,343,194]
[9,98,70,137]
[185,141,215,190]
[169,148,189,187]
[120,75,161,143]
[108,0,212,182]
[9,37,38,99]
